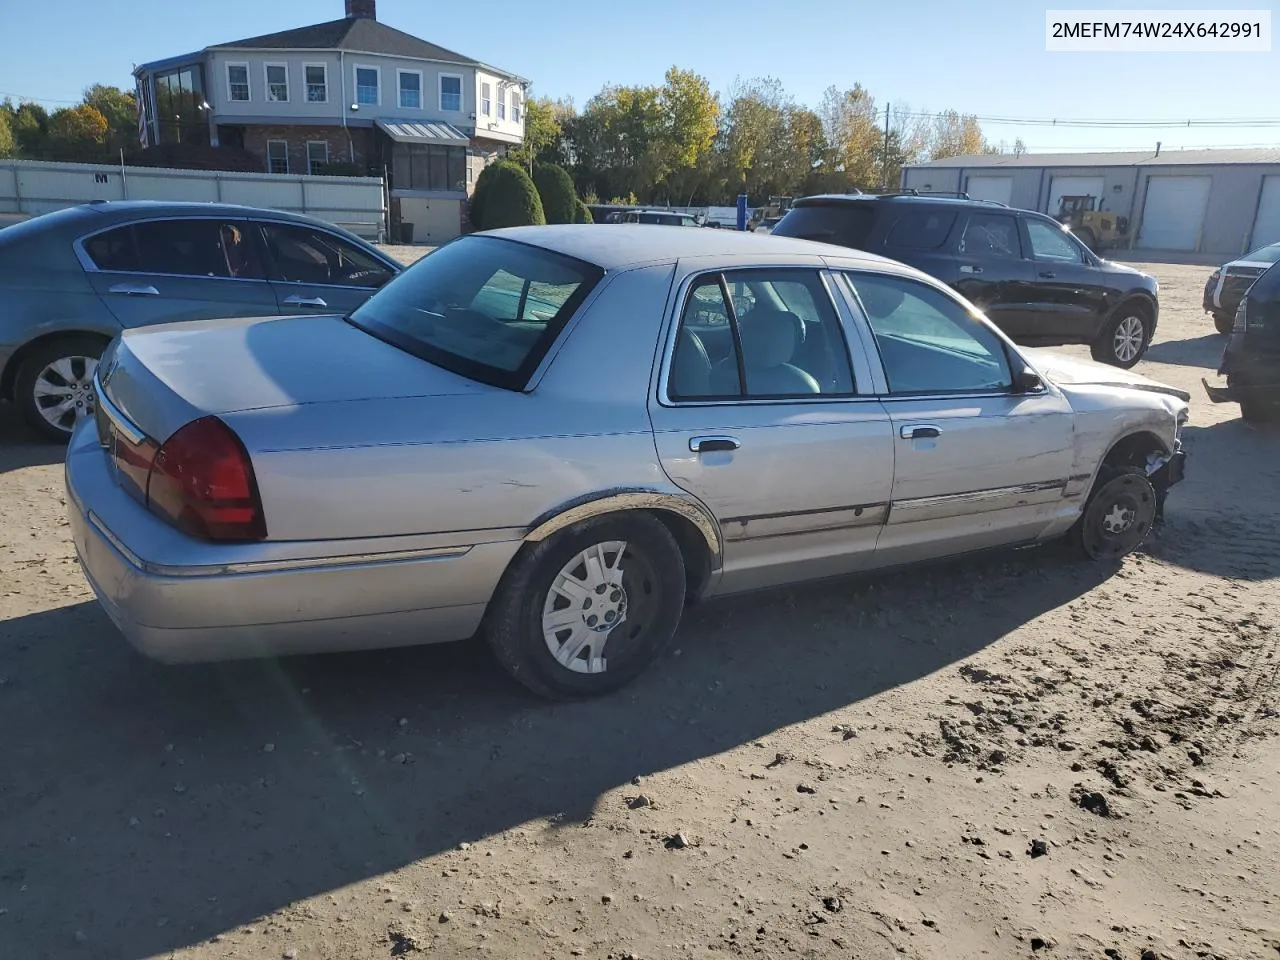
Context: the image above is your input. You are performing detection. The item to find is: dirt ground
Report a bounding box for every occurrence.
[1,261,1277,960]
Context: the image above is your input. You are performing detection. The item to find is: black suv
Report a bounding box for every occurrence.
[771,194,1161,368]
[1204,259,1280,422]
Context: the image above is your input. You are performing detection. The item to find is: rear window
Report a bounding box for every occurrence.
[770,204,877,250]
[885,211,957,249]
[347,236,603,390]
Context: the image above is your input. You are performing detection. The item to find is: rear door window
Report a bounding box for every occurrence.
[958,213,1023,260]
[84,219,265,279]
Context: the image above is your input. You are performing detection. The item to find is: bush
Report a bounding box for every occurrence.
[532,162,577,224]
[312,160,367,177]
[574,199,594,224]
[475,161,545,230]
[468,159,505,229]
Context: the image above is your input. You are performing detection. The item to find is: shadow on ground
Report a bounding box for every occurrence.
[0,549,1111,959]
[1141,418,1280,581]
[1145,333,1227,370]
[0,404,63,474]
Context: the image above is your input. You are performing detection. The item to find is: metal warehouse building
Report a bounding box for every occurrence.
[901,147,1280,257]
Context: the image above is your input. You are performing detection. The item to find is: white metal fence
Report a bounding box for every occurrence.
[0,159,387,241]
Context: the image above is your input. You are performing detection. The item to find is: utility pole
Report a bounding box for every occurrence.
[882,103,891,191]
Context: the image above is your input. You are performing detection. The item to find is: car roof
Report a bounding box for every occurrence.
[69,199,338,225]
[481,224,900,271]
[794,193,1014,210]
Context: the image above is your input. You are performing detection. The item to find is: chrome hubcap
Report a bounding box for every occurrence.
[541,541,629,675]
[1113,316,1145,363]
[33,356,98,433]
[1102,502,1136,535]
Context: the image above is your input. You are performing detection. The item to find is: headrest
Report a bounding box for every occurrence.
[739,309,803,369]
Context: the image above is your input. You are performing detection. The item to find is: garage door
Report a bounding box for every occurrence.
[1048,176,1106,217]
[964,176,1013,205]
[1251,176,1280,248]
[1137,175,1212,251]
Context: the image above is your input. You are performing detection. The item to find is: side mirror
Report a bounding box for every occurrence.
[1013,367,1045,394]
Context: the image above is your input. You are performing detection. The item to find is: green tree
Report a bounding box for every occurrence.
[654,67,719,204]
[532,162,578,224]
[574,199,593,224]
[507,95,563,170]
[13,102,49,156]
[476,161,545,229]
[83,84,138,154]
[819,85,882,189]
[0,109,13,158]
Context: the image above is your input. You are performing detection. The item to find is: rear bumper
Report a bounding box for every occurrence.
[64,422,519,663]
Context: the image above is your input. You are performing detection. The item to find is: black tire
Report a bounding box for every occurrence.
[1091,304,1151,369]
[14,336,107,443]
[1212,312,1235,336]
[1075,226,1096,250]
[1070,466,1158,561]
[483,513,687,699]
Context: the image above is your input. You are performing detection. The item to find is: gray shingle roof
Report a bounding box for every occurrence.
[907,147,1280,169]
[210,16,515,75]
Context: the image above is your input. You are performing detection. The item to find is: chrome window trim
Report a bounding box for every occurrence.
[654,261,872,409]
[73,214,400,283]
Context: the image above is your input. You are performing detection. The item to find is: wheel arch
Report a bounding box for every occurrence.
[1,329,114,402]
[522,488,723,599]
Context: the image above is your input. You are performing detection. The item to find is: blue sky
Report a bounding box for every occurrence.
[3,0,1276,153]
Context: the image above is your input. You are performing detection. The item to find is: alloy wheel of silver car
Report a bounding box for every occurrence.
[1111,315,1147,365]
[33,355,99,434]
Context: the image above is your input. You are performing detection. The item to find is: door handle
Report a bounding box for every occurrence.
[689,435,740,453]
[959,265,983,275]
[108,283,160,296]
[1039,271,1057,279]
[900,424,941,440]
[282,295,329,308]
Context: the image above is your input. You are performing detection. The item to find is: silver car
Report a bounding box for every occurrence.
[66,226,1190,699]
[0,201,400,441]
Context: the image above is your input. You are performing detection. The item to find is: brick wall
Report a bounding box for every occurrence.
[237,125,377,176]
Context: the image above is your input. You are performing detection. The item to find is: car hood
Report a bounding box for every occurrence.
[1022,348,1191,402]
[103,313,490,442]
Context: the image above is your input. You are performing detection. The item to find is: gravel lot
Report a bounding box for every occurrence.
[1,261,1277,960]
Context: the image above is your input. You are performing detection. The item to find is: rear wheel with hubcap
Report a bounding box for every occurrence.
[1091,308,1150,369]
[484,513,687,699]
[15,337,106,443]
[1072,466,1158,561]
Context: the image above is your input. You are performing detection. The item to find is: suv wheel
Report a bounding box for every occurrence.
[1091,307,1150,369]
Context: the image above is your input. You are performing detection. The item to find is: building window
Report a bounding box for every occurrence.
[265,63,289,102]
[355,65,379,105]
[304,64,327,102]
[440,74,462,112]
[480,82,491,117]
[391,142,467,192]
[267,140,289,174]
[226,63,250,102]
[511,91,521,123]
[153,64,210,146]
[307,141,329,175]
[398,70,422,109]
[496,92,506,121]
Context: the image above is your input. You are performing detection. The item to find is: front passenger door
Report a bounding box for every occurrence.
[838,271,1076,564]
[257,222,396,316]
[1020,217,1110,343]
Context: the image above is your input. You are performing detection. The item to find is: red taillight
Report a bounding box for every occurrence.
[145,416,267,542]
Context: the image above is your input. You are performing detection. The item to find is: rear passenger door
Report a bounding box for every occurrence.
[256,221,397,317]
[648,265,895,595]
[950,211,1036,338]
[80,217,280,328]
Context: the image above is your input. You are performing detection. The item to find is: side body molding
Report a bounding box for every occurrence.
[523,488,724,571]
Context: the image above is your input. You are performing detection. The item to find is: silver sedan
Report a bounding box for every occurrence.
[66,226,1190,698]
